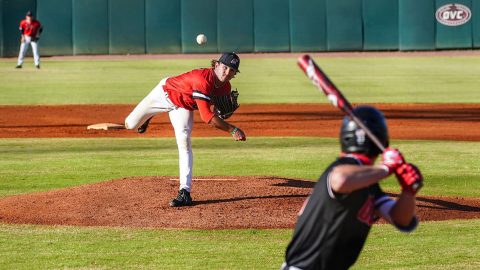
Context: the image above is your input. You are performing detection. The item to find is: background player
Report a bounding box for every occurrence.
[16,11,43,69]
[281,105,423,270]
[125,52,246,207]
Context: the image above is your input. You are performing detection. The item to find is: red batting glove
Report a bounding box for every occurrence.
[395,163,423,195]
[381,148,406,175]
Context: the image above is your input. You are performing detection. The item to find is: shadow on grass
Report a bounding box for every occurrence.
[387,192,480,212]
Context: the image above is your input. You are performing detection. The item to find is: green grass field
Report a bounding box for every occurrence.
[1,55,479,269]
[1,55,480,104]
[1,138,479,198]
[1,219,479,270]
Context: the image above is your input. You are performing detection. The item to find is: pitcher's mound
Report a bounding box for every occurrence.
[0,176,313,229]
[0,176,479,229]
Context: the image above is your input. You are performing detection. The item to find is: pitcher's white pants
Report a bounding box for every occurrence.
[125,78,194,192]
[17,36,40,66]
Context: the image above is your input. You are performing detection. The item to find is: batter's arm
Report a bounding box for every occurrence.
[387,192,416,227]
[329,165,389,194]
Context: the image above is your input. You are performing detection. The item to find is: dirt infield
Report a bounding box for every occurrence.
[1,103,479,140]
[0,103,479,229]
[1,176,479,229]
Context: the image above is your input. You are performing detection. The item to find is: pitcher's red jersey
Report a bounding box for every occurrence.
[164,68,231,122]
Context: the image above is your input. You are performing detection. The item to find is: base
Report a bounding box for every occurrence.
[87,123,125,130]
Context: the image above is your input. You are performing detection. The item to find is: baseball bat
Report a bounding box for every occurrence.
[297,54,386,152]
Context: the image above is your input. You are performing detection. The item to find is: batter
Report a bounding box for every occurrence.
[282,106,422,270]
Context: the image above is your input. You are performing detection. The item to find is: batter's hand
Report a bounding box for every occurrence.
[231,127,246,141]
[395,163,423,195]
[381,148,405,174]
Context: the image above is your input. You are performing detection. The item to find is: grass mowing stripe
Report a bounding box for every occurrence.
[0,137,479,197]
[0,137,334,197]
[0,224,288,270]
[0,220,479,269]
[356,219,480,270]
[1,56,480,104]
[0,137,480,197]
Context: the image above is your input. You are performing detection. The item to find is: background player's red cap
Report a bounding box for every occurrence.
[219,52,240,73]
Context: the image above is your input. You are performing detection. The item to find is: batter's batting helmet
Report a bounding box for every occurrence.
[340,105,389,157]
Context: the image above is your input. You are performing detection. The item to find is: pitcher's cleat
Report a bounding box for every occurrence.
[137,117,153,134]
[169,189,193,207]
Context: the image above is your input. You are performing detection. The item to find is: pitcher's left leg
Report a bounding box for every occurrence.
[125,79,173,131]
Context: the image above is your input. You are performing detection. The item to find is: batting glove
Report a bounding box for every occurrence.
[396,163,423,195]
[381,147,406,175]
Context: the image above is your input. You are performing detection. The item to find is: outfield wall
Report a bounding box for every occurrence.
[0,0,478,57]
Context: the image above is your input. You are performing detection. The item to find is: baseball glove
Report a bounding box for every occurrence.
[212,89,239,119]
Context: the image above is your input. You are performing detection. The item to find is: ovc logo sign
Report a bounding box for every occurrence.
[436,4,471,26]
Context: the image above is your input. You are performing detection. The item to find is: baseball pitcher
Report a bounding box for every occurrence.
[125,52,245,207]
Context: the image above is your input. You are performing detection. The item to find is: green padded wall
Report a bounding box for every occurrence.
[0,0,3,57]
[181,0,217,53]
[146,0,181,54]
[474,0,480,48]
[37,0,72,56]
[399,0,435,50]
[363,0,398,50]
[218,0,254,53]
[289,0,327,52]
[254,0,290,52]
[435,0,472,49]
[4,0,480,55]
[326,0,363,51]
[109,0,145,54]
[72,0,108,55]
[2,0,36,57]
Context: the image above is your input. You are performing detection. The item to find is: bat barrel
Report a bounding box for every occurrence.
[297,54,354,114]
[297,54,310,73]
[297,54,386,152]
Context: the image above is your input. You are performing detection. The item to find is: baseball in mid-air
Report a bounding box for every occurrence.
[196,34,207,45]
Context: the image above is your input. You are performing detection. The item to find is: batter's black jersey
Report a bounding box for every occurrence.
[284,156,388,270]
